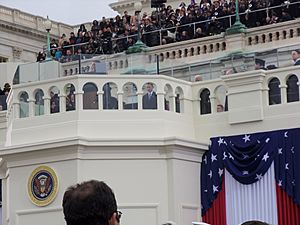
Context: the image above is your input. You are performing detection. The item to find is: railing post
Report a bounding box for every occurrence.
[157,92,165,111]
[210,95,216,114]
[43,97,51,115]
[59,95,66,113]
[279,85,287,104]
[97,91,104,110]
[28,99,35,117]
[13,102,20,119]
[75,92,84,111]
[117,92,123,110]
[137,92,143,110]
[169,95,176,112]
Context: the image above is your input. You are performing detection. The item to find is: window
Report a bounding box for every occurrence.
[66,84,76,111]
[34,89,44,116]
[103,82,118,110]
[268,78,281,105]
[19,92,29,118]
[286,75,299,103]
[123,83,138,110]
[200,89,211,115]
[0,56,8,63]
[175,87,184,113]
[49,86,60,113]
[83,83,98,110]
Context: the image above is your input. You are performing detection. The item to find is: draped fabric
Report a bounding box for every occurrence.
[202,179,227,225]
[225,165,278,225]
[201,128,300,224]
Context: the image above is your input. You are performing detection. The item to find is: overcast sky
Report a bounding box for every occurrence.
[0,0,118,25]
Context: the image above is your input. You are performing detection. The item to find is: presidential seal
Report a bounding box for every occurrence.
[28,166,58,207]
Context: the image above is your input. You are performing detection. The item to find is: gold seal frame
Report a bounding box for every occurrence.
[27,165,58,207]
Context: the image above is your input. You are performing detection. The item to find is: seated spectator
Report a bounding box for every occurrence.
[194,75,203,82]
[255,59,266,70]
[292,50,300,65]
[63,180,121,225]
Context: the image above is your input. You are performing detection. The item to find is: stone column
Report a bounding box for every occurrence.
[279,84,287,104]
[13,102,20,119]
[97,91,103,110]
[59,95,66,113]
[169,95,176,112]
[209,95,216,114]
[28,99,35,117]
[157,92,165,111]
[75,92,84,111]
[43,97,51,115]
[137,92,143,110]
[117,92,123,110]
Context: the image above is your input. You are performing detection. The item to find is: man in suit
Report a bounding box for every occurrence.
[143,83,157,110]
[291,50,300,66]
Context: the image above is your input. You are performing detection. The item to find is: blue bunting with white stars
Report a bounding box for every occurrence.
[201,128,300,216]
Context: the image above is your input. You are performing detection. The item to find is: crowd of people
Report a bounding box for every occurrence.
[0,83,10,111]
[37,0,300,62]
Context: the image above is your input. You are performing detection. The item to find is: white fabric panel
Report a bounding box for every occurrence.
[225,163,278,225]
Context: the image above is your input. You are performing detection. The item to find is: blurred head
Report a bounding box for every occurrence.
[146,83,154,92]
[291,50,300,62]
[63,180,120,225]
[217,104,224,112]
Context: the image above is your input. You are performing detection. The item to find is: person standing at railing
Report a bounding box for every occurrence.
[143,17,159,47]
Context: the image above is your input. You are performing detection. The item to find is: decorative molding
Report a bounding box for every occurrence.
[12,47,22,59]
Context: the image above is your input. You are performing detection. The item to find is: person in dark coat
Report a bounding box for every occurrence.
[255,58,267,70]
[143,17,159,47]
[143,83,157,110]
[292,50,300,65]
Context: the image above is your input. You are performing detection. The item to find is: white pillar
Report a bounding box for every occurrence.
[210,95,216,114]
[13,102,20,119]
[75,92,83,111]
[137,92,143,110]
[28,99,35,117]
[97,91,103,110]
[43,97,51,115]
[117,92,123,110]
[169,95,176,112]
[279,84,287,104]
[59,95,66,113]
[157,92,165,111]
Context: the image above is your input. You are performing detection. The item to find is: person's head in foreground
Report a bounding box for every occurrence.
[63,180,121,225]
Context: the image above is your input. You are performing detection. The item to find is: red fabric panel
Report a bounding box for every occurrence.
[276,184,300,225]
[202,178,227,225]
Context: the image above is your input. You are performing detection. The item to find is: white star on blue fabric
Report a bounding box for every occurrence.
[242,154,249,159]
[203,156,207,164]
[278,148,283,154]
[242,171,249,175]
[211,154,217,162]
[292,180,296,186]
[218,138,224,146]
[262,152,269,162]
[291,146,295,154]
[229,153,235,160]
[218,168,224,177]
[208,170,213,179]
[243,134,251,143]
[213,185,219,193]
[204,189,208,193]
[278,180,282,186]
[223,152,228,160]
[285,163,289,170]
[255,173,263,180]
[265,138,270,143]
[284,131,288,138]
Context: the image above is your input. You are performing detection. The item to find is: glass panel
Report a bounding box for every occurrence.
[164,85,173,111]
[19,92,29,118]
[215,86,227,113]
[0,95,6,111]
[35,89,44,116]
[123,83,138,110]
[103,83,118,110]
